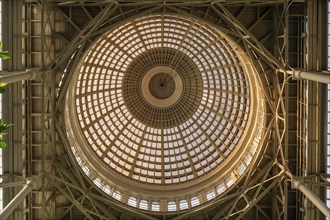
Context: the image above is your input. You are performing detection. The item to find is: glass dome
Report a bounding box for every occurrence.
[65,14,266,213]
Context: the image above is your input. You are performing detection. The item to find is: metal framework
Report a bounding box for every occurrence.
[0,0,328,219]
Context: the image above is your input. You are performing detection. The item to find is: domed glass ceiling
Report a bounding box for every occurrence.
[65,14,266,213]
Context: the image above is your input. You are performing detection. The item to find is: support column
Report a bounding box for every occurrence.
[288,69,330,84]
[2,1,24,220]
[305,0,328,219]
[0,69,40,84]
[0,179,36,220]
[291,178,330,219]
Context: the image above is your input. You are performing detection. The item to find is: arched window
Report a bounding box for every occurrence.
[151,201,160,212]
[139,199,148,210]
[191,196,200,207]
[112,191,121,201]
[168,201,176,211]
[128,197,137,207]
[179,200,188,210]
[206,191,215,201]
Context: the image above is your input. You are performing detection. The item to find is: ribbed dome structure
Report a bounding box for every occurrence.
[123,48,203,128]
[65,14,266,213]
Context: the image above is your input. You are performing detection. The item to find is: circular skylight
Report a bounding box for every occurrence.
[123,48,202,127]
[65,14,266,213]
[148,72,176,99]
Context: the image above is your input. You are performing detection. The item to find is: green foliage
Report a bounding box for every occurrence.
[0,119,13,149]
[0,42,8,94]
[0,139,6,149]
[0,52,10,60]
[0,119,14,133]
[0,41,13,148]
[0,82,6,94]
[0,42,10,60]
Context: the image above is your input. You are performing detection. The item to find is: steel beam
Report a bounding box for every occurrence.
[50,180,94,220]
[18,1,309,220]
[211,3,285,71]
[235,175,283,220]
[49,3,118,70]
[46,0,297,7]
[283,1,290,219]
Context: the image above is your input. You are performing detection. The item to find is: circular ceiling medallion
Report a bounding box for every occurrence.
[141,66,183,108]
[148,72,176,100]
[65,14,266,213]
[123,48,202,127]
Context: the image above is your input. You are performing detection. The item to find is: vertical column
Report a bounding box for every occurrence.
[272,4,284,220]
[283,1,289,220]
[289,69,330,84]
[1,1,24,220]
[0,69,40,84]
[291,177,330,219]
[0,179,36,220]
[306,0,328,219]
[37,2,56,220]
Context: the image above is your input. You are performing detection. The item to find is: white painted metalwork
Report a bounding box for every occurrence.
[291,177,330,218]
[0,69,40,84]
[0,179,36,220]
[289,69,330,84]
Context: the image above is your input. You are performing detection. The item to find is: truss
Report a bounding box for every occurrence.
[1,0,327,220]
